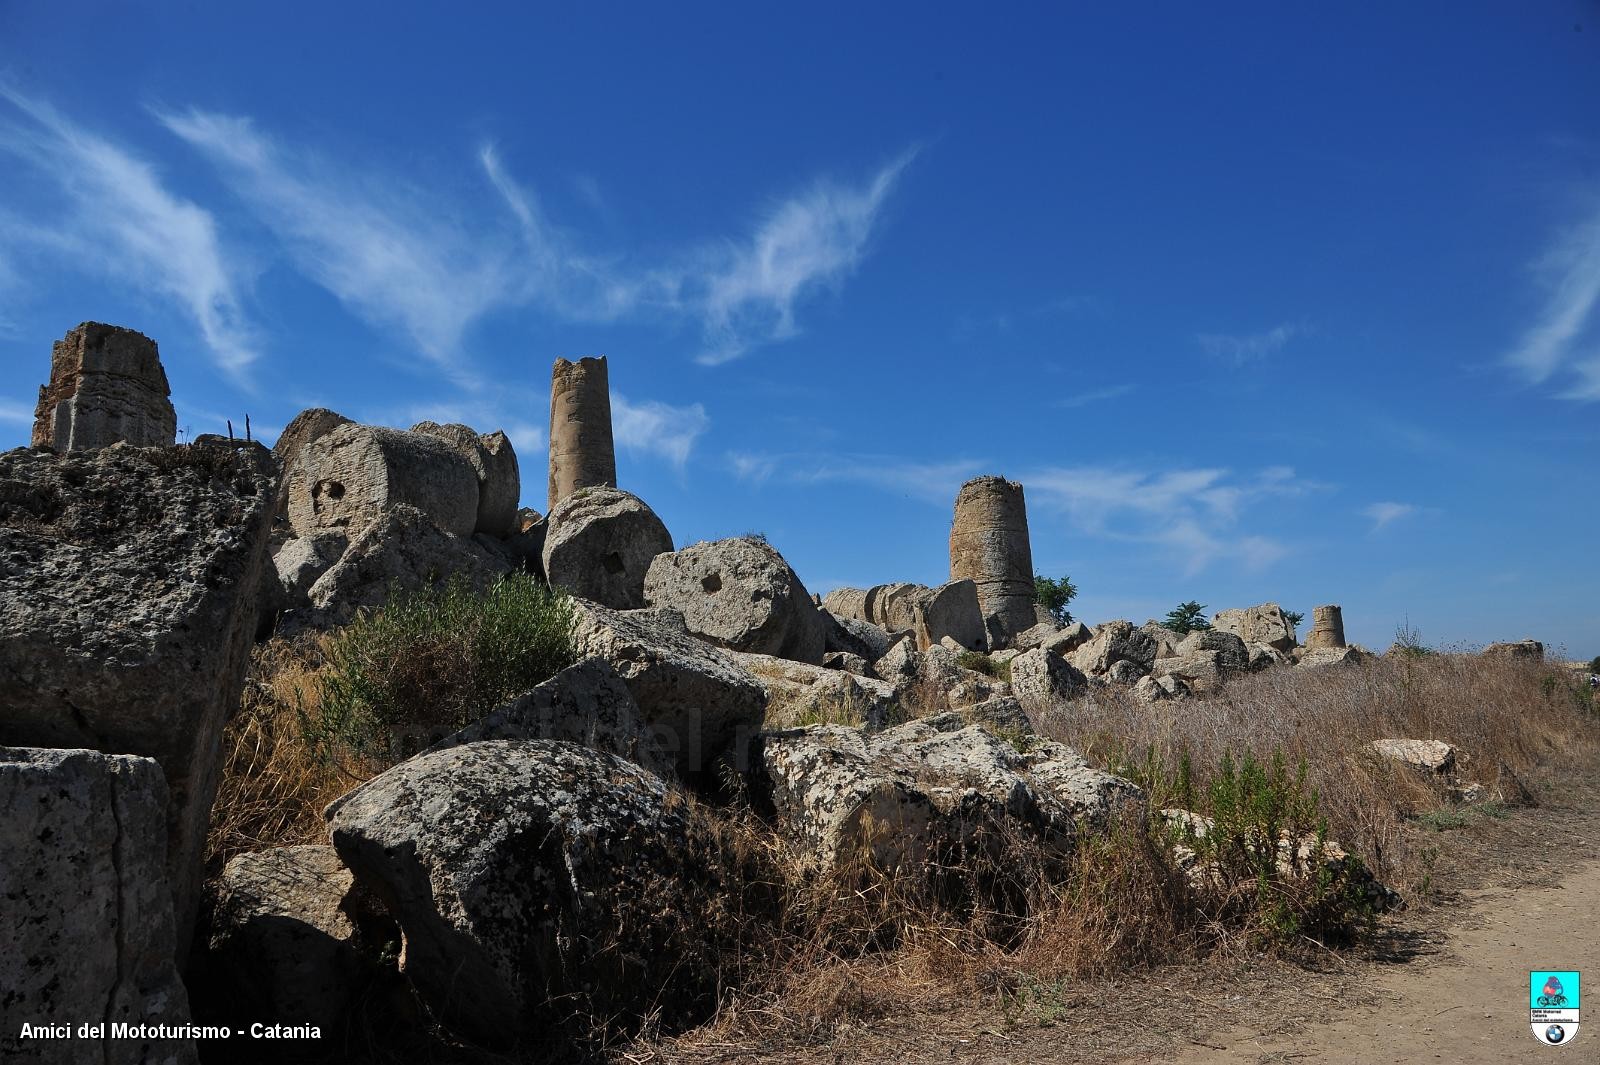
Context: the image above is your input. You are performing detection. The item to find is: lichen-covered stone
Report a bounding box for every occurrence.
[410,421,521,538]
[543,487,672,609]
[752,718,1143,874]
[326,740,720,1048]
[0,444,275,948]
[570,600,767,776]
[731,650,900,730]
[644,536,826,663]
[0,747,196,1065]
[287,422,480,539]
[1009,647,1088,720]
[1212,602,1298,652]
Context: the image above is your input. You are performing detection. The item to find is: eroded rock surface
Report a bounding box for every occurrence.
[543,487,672,609]
[327,741,719,1048]
[0,747,196,1065]
[31,322,176,452]
[645,536,826,663]
[0,444,275,946]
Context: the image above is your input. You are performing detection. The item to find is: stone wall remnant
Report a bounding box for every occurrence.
[286,422,480,539]
[31,321,176,452]
[547,355,617,511]
[1305,604,1347,650]
[949,475,1037,647]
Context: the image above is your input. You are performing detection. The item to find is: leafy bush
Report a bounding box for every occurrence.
[304,573,577,767]
[1033,574,1077,625]
[957,650,1011,681]
[1283,609,1305,630]
[1173,749,1379,944]
[1164,600,1210,635]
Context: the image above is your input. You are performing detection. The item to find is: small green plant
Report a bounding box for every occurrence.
[1589,655,1600,673]
[743,530,770,544]
[1033,574,1078,625]
[957,650,1010,681]
[1163,601,1210,635]
[303,573,577,767]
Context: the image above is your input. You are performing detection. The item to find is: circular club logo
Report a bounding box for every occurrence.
[1530,971,1580,1047]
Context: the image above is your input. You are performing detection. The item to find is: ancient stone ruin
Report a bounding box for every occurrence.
[949,475,1038,647]
[31,321,177,452]
[287,422,481,539]
[547,355,617,511]
[1306,603,1347,650]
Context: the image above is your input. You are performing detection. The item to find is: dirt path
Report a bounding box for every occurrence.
[1170,861,1600,1064]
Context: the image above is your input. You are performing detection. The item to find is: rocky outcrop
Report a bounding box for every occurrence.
[0,747,196,1065]
[547,355,617,510]
[207,845,392,1037]
[570,601,767,777]
[410,421,522,538]
[1483,639,1544,661]
[434,657,671,778]
[306,504,509,624]
[1369,738,1458,777]
[272,531,348,607]
[287,422,480,539]
[731,651,900,730]
[0,444,275,949]
[327,740,719,1049]
[1175,629,1249,675]
[31,322,176,452]
[1305,604,1346,650]
[644,536,826,663]
[542,487,672,609]
[1069,620,1159,676]
[1298,646,1370,670]
[948,476,1037,647]
[821,610,898,662]
[1211,603,1297,652]
[271,407,351,480]
[1008,647,1088,721]
[1140,620,1182,659]
[752,717,1144,874]
[1247,642,1292,671]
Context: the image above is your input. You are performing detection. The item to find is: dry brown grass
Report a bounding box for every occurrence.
[204,637,379,874]
[1030,652,1600,900]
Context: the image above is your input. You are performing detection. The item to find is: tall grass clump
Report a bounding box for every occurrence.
[305,573,577,767]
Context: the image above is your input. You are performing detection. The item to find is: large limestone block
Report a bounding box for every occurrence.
[31,322,176,452]
[327,740,719,1048]
[434,657,672,778]
[1305,604,1346,650]
[0,444,275,950]
[643,536,827,663]
[948,475,1037,646]
[911,579,987,652]
[547,355,617,510]
[1211,602,1298,652]
[272,407,351,477]
[1008,647,1089,722]
[1297,645,1370,670]
[821,586,872,622]
[731,650,901,730]
[410,421,521,538]
[752,717,1143,874]
[287,422,480,538]
[570,601,768,777]
[1069,620,1159,676]
[1175,629,1249,675]
[1482,639,1544,661]
[306,504,510,624]
[1369,738,1458,777]
[0,747,196,1065]
[207,845,388,1037]
[821,610,897,662]
[272,531,348,607]
[542,486,672,609]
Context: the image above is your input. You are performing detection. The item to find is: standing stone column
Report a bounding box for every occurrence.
[1306,604,1346,650]
[547,356,617,512]
[949,475,1036,647]
[32,322,177,452]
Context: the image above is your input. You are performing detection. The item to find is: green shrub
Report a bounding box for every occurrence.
[1033,574,1078,625]
[1589,655,1600,673]
[303,573,577,767]
[957,650,1011,681]
[1163,601,1210,635]
[1392,621,1434,657]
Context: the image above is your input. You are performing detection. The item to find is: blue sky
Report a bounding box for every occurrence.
[2,3,1597,657]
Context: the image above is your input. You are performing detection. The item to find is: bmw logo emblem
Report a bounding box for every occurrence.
[1546,1024,1566,1044]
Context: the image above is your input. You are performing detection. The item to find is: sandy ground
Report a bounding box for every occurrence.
[1170,860,1599,1064]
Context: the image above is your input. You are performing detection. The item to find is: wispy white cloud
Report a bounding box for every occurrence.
[0,396,34,426]
[1505,198,1600,396]
[728,450,983,504]
[160,109,530,386]
[687,150,916,365]
[1362,501,1421,532]
[1197,323,1302,366]
[613,393,709,469]
[1024,465,1309,575]
[1054,383,1136,408]
[0,89,259,378]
